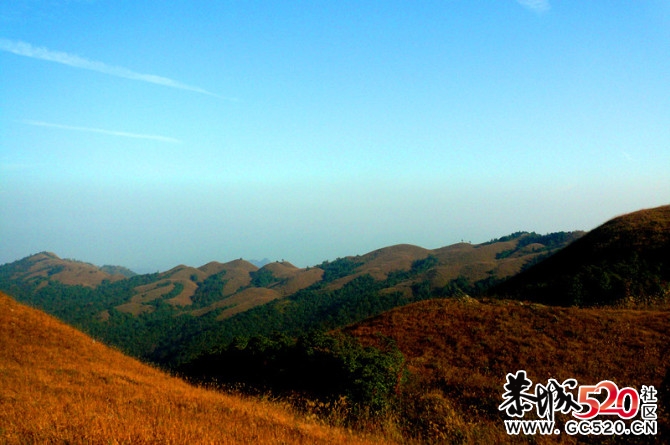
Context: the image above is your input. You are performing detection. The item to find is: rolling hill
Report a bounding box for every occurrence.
[0,230,579,365]
[1,230,578,319]
[2,205,669,443]
[0,251,130,288]
[492,205,670,306]
[0,291,385,444]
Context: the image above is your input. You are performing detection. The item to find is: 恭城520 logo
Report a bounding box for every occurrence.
[500,371,658,436]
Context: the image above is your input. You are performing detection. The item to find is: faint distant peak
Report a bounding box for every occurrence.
[249,258,272,268]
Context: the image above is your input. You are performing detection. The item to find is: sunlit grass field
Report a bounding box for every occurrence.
[0,291,387,444]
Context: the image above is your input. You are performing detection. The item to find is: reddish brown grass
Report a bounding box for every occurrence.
[346,297,670,443]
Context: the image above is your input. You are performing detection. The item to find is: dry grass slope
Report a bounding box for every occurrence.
[347,298,670,444]
[0,291,387,444]
[12,252,124,288]
[325,237,568,293]
[125,260,260,312]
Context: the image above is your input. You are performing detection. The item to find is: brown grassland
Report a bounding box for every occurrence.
[116,259,324,317]
[324,237,572,293]
[15,252,125,288]
[346,297,670,444]
[0,291,388,444]
[260,262,325,296]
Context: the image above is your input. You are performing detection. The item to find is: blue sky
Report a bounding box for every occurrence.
[1,1,669,272]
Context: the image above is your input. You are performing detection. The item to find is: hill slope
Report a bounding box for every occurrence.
[0,291,383,444]
[493,205,670,306]
[1,230,580,319]
[0,251,129,288]
[345,297,670,443]
[0,231,580,365]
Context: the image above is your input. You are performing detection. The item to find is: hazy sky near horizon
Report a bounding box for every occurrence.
[1,1,669,272]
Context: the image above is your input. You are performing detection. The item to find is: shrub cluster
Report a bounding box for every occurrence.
[180,331,405,416]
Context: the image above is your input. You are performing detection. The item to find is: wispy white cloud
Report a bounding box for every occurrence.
[515,0,550,13]
[0,38,230,99]
[20,120,183,144]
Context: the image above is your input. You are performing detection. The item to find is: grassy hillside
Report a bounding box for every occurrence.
[0,251,127,288]
[345,297,670,443]
[0,291,385,444]
[2,205,667,443]
[0,231,579,319]
[0,231,578,366]
[322,233,582,293]
[493,205,670,306]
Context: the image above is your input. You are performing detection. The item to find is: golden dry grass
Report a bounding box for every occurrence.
[262,261,300,277]
[599,205,670,248]
[163,265,208,282]
[128,261,257,310]
[114,258,323,317]
[324,245,432,290]
[0,292,388,444]
[430,241,542,287]
[214,260,257,296]
[133,282,177,304]
[272,268,324,296]
[197,259,258,276]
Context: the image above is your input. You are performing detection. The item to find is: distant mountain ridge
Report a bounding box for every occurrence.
[1,230,580,319]
[100,264,137,278]
[3,205,669,443]
[4,204,669,443]
[0,229,580,364]
[3,202,667,368]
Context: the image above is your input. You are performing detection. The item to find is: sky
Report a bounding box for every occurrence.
[1,1,669,272]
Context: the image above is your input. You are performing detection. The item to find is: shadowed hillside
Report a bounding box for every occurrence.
[0,291,386,444]
[346,297,670,443]
[493,205,670,306]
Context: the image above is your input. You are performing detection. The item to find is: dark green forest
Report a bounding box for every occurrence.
[180,330,406,416]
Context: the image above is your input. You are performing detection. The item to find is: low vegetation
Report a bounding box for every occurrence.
[0,291,386,444]
[346,297,670,443]
[0,230,577,368]
[180,331,405,417]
